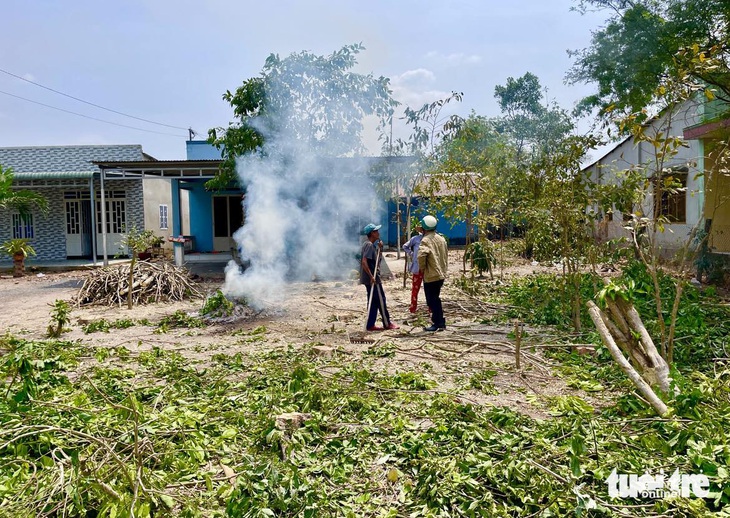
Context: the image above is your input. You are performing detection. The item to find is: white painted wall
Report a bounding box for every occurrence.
[585,98,704,254]
[143,178,173,248]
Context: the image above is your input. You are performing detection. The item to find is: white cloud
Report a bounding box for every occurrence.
[389,68,449,109]
[424,51,482,66]
[392,68,436,85]
[22,73,35,82]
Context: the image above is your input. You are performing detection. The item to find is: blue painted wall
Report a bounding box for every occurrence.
[186,141,222,160]
[385,199,475,247]
[183,181,214,252]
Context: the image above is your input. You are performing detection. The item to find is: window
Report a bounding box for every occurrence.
[12,213,34,239]
[159,205,168,230]
[655,173,687,223]
[95,191,127,234]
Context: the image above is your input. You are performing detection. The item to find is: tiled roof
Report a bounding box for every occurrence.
[0,145,147,174]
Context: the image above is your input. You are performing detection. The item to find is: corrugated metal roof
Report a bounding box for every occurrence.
[13,171,96,180]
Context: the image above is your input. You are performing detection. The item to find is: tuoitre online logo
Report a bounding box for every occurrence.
[606,469,711,499]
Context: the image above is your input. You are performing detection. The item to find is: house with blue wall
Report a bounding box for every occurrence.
[95,141,473,265]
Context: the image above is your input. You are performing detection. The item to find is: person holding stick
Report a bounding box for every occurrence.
[360,223,399,331]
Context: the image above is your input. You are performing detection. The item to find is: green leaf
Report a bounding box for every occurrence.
[160,494,174,509]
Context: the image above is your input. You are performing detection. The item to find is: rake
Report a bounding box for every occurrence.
[348,331,376,345]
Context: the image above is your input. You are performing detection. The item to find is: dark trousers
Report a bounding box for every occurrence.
[365,283,390,328]
[424,279,445,328]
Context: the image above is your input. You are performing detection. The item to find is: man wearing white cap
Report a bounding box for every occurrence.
[417,215,448,332]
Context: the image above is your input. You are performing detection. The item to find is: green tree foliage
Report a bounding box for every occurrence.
[422,113,514,254]
[569,0,730,122]
[494,72,574,160]
[207,44,397,189]
[386,92,464,249]
[0,164,48,217]
[523,134,603,331]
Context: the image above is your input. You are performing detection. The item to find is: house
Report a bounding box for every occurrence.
[582,98,705,255]
[682,98,730,255]
[0,144,152,262]
[96,143,419,262]
[93,141,475,267]
[387,172,480,247]
[95,141,238,261]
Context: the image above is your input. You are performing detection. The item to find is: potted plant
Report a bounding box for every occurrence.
[1,238,37,277]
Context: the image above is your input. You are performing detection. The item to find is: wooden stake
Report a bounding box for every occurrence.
[514,320,522,370]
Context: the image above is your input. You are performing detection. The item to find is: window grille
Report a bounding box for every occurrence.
[12,213,34,239]
[159,205,168,230]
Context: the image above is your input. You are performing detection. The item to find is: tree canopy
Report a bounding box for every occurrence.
[569,0,730,121]
[494,72,573,160]
[207,44,397,188]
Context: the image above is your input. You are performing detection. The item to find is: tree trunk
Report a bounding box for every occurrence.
[12,253,24,278]
[587,301,669,417]
[667,280,684,365]
[127,254,137,310]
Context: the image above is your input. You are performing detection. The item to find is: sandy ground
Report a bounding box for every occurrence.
[0,252,601,419]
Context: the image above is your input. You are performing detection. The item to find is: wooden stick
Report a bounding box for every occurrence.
[514,320,522,370]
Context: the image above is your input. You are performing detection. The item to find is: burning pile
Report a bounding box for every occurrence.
[75,261,201,307]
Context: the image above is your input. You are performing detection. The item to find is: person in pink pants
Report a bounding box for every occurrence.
[402,225,426,314]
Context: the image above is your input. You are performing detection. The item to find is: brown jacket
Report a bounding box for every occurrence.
[417,231,448,283]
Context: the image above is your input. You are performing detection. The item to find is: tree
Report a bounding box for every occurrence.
[0,165,48,217]
[421,113,514,274]
[523,134,602,331]
[119,227,158,310]
[207,44,397,189]
[494,72,574,161]
[386,91,463,275]
[569,0,730,123]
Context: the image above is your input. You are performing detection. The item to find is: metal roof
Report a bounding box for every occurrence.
[93,155,418,180]
[94,159,222,179]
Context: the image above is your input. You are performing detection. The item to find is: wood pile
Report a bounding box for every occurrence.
[75,261,202,307]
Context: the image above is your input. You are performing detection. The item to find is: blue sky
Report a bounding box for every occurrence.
[0,0,609,160]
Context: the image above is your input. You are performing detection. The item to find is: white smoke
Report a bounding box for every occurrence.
[222,89,384,309]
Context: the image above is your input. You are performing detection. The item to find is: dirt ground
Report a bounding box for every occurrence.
[0,252,600,419]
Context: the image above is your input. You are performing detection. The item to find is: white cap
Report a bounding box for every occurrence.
[421,215,437,230]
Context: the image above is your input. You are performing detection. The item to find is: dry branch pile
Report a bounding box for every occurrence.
[75,261,202,307]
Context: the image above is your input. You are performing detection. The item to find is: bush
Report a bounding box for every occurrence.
[464,240,497,277]
[616,260,730,368]
[506,273,599,328]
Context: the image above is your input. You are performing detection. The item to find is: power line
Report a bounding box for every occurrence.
[0,89,188,137]
[0,67,195,133]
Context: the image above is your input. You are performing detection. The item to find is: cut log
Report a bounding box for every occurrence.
[587,301,669,417]
[312,346,335,357]
[275,412,311,433]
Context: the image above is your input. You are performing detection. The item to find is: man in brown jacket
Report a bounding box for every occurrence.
[417,215,448,332]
